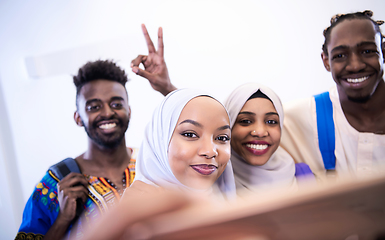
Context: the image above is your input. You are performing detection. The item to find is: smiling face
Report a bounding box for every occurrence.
[231,98,281,166]
[74,79,131,149]
[322,19,384,102]
[168,96,231,190]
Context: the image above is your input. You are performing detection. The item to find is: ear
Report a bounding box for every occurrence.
[321,52,331,72]
[74,111,83,127]
[128,106,131,120]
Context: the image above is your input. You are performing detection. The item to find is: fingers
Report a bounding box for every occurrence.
[141,23,156,54]
[131,66,153,81]
[158,27,164,57]
[131,55,147,68]
[58,172,88,189]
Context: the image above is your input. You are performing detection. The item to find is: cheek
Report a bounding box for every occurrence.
[231,125,248,142]
[168,139,193,170]
[217,144,231,166]
[270,127,281,146]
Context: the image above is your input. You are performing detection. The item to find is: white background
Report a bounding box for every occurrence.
[0,0,384,238]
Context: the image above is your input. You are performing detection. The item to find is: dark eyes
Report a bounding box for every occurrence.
[111,102,123,109]
[332,49,378,60]
[237,119,278,125]
[86,105,100,111]
[180,132,230,142]
[216,135,230,142]
[266,120,279,125]
[332,53,345,60]
[86,102,123,112]
[181,132,197,138]
[238,119,252,125]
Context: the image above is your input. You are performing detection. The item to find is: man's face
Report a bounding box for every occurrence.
[322,19,384,102]
[75,79,130,149]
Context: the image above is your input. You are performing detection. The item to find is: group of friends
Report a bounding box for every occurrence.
[15,9,385,240]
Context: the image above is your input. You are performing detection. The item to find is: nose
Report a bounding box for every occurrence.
[100,104,116,118]
[346,53,366,72]
[198,137,218,159]
[250,123,268,137]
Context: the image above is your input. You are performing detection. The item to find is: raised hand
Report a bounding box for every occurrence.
[131,24,177,96]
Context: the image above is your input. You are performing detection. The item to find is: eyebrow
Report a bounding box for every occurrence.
[331,41,377,54]
[238,111,279,117]
[238,111,255,116]
[179,119,203,128]
[85,98,101,105]
[266,112,279,117]
[179,119,230,131]
[85,96,125,105]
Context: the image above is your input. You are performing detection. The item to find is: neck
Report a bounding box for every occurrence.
[82,139,130,168]
[338,80,385,133]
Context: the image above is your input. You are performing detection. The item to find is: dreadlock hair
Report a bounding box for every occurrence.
[73,60,129,107]
[322,10,384,56]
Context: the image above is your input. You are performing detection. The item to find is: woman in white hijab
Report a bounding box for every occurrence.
[80,88,235,240]
[224,83,297,194]
[133,88,236,200]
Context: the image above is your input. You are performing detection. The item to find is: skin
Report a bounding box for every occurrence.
[168,96,231,190]
[231,98,281,166]
[321,19,385,133]
[44,79,132,240]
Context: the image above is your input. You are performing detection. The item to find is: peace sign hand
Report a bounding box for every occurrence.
[131,24,176,96]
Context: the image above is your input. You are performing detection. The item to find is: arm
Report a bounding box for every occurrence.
[131,24,177,96]
[80,181,193,240]
[43,173,88,240]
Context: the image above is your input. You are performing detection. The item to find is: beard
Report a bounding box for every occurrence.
[347,95,371,103]
[83,117,129,149]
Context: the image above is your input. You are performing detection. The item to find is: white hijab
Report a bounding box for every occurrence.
[134,88,236,200]
[224,83,296,193]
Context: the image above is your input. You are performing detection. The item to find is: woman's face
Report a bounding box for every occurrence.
[231,98,281,166]
[168,96,231,190]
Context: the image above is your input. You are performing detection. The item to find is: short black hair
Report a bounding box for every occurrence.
[322,10,384,56]
[73,60,129,106]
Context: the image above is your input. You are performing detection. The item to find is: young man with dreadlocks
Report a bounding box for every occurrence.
[280,10,385,181]
[15,60,156,240]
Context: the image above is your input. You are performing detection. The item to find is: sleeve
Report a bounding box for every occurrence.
[15,171,60,240]
[281,97,326,176]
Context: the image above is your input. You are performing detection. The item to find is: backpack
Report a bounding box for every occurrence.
[49,158,83,217]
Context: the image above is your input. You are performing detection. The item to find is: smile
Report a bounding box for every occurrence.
[246,143,268,150]
[191,164,217,175]
[99,123,117,129]
[346,76,369,83]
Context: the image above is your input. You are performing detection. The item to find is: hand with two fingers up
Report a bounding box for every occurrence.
[131,24,177,96]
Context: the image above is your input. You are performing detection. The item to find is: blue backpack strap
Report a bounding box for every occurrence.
[314,92,336,170]
[49,158,81,180]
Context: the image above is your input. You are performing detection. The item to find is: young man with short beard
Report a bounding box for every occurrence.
[15,60,172,240]
[280,10,385,181]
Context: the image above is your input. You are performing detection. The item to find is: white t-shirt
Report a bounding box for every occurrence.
[281,86,385,181]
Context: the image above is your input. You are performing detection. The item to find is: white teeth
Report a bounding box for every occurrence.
[99,123,116,129]
[246,144,268,150]
[346,76,369,83]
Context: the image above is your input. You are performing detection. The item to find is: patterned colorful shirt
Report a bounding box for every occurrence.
[15,148,137,240]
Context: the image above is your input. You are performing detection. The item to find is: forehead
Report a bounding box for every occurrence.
[241,98,277,114]
[328,19,380,50]
[78,79,128,102]
[179,96,229,122]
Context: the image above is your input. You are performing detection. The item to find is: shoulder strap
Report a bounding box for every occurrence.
[314,92,336,170]
[49,158,81,180]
